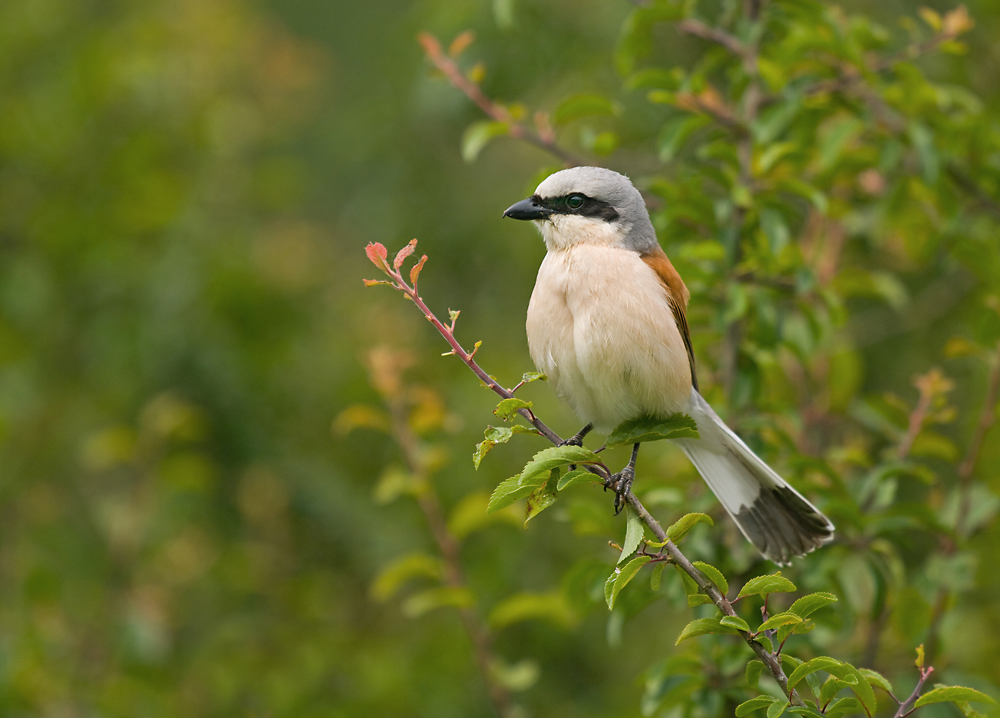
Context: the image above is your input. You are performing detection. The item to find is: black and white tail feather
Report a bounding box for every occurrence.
[678,389,834,565]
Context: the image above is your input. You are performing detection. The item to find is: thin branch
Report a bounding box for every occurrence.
[418,32,585,167]
[957,340,1000,523]
[677,19,749,61]
[894,666,934,718]
[371,352,513,718]
[364,242,805,708]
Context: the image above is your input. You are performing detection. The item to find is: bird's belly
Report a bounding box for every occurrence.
[526,246,692,434]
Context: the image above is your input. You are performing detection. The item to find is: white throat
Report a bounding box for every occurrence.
[535,214,626,253]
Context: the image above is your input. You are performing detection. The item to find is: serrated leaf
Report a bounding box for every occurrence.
[524,471,558,525]
[736,696,779,717]
[915,686,997,708]
[692,561,728,595]
[520,444,603,481]
[843,665,876,715]
[606,555,651,610]
[858,668,893,695]
[461,121,509,162]
[759,612,803,632]
[402,586,475,618]
[494,397,532,420]
[666,513,713,543]
[521,371,546,384]
[720,615,750,632]
[756,634,773,654]
[767,701,788,718]
[619,505,645,563]
[820,676,856,705]
[487,474,547,513]
[787,657,842,692]
[557,467,596,491]
[746,660,765,689]
[687,593,713,606]
[606,413,699,448]
[473,424,540,469]
[788,592,838,619]
[553,93,619,124]
[824,697,864,718]
[370,553,443,602]
[675,617,739,645]
[736,573,797,600]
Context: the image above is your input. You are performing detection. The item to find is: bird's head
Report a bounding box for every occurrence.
[503,166,657,253]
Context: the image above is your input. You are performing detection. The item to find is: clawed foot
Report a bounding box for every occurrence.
[604,465,634,515]
[559,423,593,448]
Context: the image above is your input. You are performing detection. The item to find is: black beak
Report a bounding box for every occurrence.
[503,197,552,221]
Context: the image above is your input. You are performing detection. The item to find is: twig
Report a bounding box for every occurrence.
[369,350,513,718]
[364,241,805,708]
[418,32,585,167]
[677,19,749,62]
[894,666,934,718]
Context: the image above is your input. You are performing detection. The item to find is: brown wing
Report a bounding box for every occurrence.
[640,247,699,391]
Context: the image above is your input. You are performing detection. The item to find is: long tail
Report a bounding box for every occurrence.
[676,389,834,565]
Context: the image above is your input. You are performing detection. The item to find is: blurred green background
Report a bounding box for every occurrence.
[3,0,1000,716]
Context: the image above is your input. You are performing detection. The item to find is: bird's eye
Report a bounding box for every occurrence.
[567,194,585,210]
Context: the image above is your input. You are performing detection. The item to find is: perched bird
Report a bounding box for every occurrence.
[503,166,833,564]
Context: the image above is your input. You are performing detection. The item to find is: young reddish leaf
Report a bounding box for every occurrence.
[366,242,390,272]
[417,32,442,57]
[363,279,392,287]
[449,30,475,58]
[394,239,418,269]
[410,255,428,284]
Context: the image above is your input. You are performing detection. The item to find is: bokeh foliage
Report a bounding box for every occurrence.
[4,0,1000,716]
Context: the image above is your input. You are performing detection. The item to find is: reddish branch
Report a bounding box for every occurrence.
[418,32,583,167]
[364,240,805,707]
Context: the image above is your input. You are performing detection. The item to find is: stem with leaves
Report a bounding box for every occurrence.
[364,239,806,707]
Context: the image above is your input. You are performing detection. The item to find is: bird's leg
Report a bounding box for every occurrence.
[607,443,640,515]
[559,423,593,448]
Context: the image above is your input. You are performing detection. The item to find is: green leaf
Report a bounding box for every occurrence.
[606,555,651,610]
[736,573,797,600]
[370,553,443,602]
[402,586,475,618]
[675,617,739,645]
[766,701,788,718]
[488,591,573,631]
[524,471,558,525]
[736,696,779,717]
[666,512,714,543]
[448,491,517,539]
[474,425,538,469]
[820,677,857,705]
[487,474,547,513]
[692,561,729,595]
[658,114,710,162]
[720,615,750,632]
[650,562,666,591]
[843,665,876,715]
[756,634,773,654]
[520,444,603,481]
[857,668,893,695]
[787,657,843,692]
[619,504,644,564]
[553,94,619,124]
[490,658,540,693]
[494,397,532,420]
[687,593,713,606]
[520,371,546,384]
[758,612,803,632]
[606,413,698,448]
[915,686,997,708]
[461,121,509,163]
[746,660,765,689]
[788,592,838,619]
[556,467,596,491]
[824,697,864,718]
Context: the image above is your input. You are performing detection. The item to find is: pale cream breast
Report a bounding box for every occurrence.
[526,244,692,434]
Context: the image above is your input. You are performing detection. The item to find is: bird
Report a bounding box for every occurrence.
[503,166,834,564]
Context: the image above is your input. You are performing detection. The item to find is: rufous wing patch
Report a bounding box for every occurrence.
[640,247,699,390]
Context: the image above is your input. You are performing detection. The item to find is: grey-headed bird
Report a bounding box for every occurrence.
[503,166,833,564]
